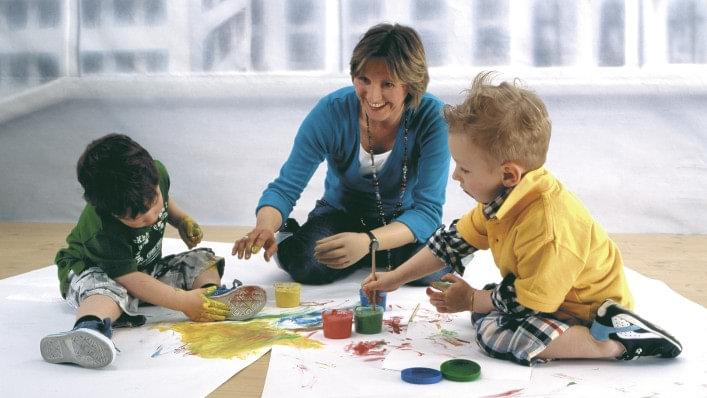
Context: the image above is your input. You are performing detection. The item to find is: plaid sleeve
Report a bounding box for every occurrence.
[425,219,478,275]
[490,273,540,317]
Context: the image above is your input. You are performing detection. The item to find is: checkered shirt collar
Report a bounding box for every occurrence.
[482,187,512,220]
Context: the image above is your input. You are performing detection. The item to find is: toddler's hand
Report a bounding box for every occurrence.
[426,273,474,313]
[180,287,230,322]
[361,270,402,297]
[179,216,203,249]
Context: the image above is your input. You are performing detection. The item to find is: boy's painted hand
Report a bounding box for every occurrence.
[181,287,230,322]
[425,273,473,313]
[179,216,203,249]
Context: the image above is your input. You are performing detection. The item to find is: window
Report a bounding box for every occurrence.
[81,0,101,28]
[145,51,168,72]
[9,54,30,83]
[114,51,136,72]
[668,0,707,64]
[202,11,248,71]
[6,0,28,30]
[412,0,448,66]
[114,0,135,25]
[286,0,324,70]
[81,52,104,74]
[36,54,59,81]
[532,0,578,66]
[38,0,61,28]
[599,0,625,66]
[145,0,165,25]
[473,0,510,66]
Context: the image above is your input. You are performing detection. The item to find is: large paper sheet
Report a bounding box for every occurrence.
[2,239,706,398]
[262,250,707,398]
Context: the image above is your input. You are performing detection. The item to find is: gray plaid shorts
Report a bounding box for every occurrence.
[65,248,225,315]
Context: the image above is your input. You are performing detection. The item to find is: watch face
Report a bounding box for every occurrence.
[370,240,379,252]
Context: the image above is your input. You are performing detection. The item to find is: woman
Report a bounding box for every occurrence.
[232,23,451,285]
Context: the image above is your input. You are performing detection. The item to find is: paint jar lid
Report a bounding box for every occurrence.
[440,359,481,382]
[401,367,443,385]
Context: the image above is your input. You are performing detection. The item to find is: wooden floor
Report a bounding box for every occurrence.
[1,223,706,397]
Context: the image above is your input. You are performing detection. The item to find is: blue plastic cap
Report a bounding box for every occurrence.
[401,367,443,385]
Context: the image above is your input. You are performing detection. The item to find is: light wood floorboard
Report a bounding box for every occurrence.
[1,223,705,397]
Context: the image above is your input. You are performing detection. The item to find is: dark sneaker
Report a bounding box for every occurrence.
[590,299,682,360]
[40,318,116,368]
[113,312,147,328]
[211,279,267,321]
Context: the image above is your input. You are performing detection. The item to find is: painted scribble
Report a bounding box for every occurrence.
[153,320,323,360]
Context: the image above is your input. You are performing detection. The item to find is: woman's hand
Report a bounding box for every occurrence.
[314,232,370,269]
[425,273,474,313]
[232,227,278,262]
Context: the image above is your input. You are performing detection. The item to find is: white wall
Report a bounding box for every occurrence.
[1,75,706,234]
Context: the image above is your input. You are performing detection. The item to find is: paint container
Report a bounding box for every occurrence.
[359,288,387,311]
[354,306,383,334]
[274,282,301,308]
[322,309,353,339]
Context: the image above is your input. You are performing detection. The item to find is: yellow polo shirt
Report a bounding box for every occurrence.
[456,167,633,323]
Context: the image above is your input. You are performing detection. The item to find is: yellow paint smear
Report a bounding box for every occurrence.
[153,320,323,360]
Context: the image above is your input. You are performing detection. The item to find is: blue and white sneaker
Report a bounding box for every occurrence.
[40,318,116,368]
[590,299,682,360]
[210,279,267,321]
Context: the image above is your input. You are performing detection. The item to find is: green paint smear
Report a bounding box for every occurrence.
[439,328,458,337]
[153,320,323,360]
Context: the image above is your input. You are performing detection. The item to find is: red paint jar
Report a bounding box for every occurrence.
[322,309,353,339]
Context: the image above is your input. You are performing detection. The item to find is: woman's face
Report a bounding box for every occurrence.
[353,58,408,126]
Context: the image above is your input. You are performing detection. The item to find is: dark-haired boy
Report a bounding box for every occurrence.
[40,133,262,369]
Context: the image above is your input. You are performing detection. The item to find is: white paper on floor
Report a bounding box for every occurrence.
[261,248,707,398]
[2,238,706,398]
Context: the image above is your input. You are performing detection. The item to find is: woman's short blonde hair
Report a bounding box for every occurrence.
[350,23,429,109]
[443,71,552,170]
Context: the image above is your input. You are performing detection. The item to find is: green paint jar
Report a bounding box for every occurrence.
[354,306,383,334]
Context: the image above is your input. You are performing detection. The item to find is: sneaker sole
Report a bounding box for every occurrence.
[40,328,116,368]
[213,285,267,321]
[598,300,682,357]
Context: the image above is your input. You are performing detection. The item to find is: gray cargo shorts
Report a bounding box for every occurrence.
[65,247,225,316]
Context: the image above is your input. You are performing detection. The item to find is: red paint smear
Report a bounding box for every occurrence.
[344,340,387,357]
[480,388,524,398]
[384,316,403,334]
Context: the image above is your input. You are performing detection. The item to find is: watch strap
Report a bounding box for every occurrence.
[365,231,379,252]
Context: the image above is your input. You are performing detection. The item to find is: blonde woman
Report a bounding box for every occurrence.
[233,24,451,285]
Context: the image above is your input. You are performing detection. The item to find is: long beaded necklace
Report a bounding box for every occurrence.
[365,108,409,271]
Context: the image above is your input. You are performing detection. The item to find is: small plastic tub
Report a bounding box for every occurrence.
[440,359,481,382]
[401,367,443,385]
[359,288,387,311]
[322,309,353,339]
[354,306,383,334]
[274,282,301,308]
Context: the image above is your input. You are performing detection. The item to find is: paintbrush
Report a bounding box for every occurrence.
[371,248,377,311]
[408,302,420,324]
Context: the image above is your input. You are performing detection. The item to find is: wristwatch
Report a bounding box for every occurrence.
[365,231,379,252]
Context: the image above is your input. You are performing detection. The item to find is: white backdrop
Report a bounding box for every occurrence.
[0,74,706,234]
[1,0,706,233]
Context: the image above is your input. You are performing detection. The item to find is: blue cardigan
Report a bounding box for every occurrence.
[258,86,450,242]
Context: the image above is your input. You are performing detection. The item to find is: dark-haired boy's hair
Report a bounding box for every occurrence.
[77,133,159,218]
